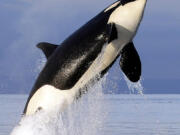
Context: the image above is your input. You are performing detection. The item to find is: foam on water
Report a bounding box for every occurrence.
[10,77,107,135]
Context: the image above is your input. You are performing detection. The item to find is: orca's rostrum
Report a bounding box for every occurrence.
[24,0,147,115]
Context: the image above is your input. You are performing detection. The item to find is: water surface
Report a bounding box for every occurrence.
[0,94,180,135]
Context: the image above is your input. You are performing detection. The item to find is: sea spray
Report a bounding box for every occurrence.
[33,54,46,74]
[123,74,144,95]
[10,110,65,135]
[10,76,107,135]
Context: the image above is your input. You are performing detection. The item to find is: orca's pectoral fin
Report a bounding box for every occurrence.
[107,22,118,43]
[37,42,59,59]
[120,42,141,82]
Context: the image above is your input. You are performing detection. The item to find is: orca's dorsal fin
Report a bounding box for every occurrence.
[120,42,141,82]
[107,22,118,43]
[37,42,58,59]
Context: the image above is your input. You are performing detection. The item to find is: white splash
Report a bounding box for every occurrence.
[123,74,144,95]
[10,77,107,135]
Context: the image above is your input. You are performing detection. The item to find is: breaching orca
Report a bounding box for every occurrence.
[24,0,147,115]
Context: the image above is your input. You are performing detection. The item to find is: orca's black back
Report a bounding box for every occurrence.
[33,4,119,91]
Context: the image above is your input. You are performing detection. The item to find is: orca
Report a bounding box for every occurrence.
[24,0,147,115]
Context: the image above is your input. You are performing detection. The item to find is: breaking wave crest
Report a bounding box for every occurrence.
[10,77,107,135]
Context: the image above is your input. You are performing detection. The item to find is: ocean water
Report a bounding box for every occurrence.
[1,93,180,135]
